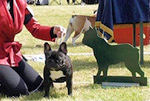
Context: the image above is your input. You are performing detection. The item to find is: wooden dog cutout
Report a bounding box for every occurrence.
[82,27,144,77]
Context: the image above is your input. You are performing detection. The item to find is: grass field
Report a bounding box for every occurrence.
[0,2,150,101]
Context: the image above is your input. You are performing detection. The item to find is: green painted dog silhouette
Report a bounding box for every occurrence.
[82,27,144,77]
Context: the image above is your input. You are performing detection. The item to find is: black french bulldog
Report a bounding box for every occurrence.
[43,42,73,97]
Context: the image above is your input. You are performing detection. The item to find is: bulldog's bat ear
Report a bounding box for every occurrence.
[59,42,67,54]
[44,42,51,53]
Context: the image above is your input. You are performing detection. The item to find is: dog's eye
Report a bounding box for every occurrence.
[56,59,63,64]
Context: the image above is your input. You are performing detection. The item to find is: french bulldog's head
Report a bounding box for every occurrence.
[44,42,68,71]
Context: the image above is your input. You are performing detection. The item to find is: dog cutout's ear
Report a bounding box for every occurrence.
[58,42,67,54]
[44,42,51,53]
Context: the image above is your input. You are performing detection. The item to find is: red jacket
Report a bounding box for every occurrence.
[0,0,55,67]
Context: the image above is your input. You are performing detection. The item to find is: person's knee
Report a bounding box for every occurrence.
[0,84,29,97]
[0,64,30,97]
[1,79,30,97]
[6,88,29,97]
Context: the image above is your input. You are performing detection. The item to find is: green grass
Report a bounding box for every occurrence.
[1,3,150,101]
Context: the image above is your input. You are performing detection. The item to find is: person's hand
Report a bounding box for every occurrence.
[53,26,66,38]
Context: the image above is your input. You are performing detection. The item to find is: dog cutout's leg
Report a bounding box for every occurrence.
[128,66,136,77]
[135,64,144,77]
[103,66,108,77]
[51,82,54,88]
[66,76,72,96]
[96,69,101,77]
[63,23,74,43]
[131,71,136,78]
[96,65,103,77]
[138,69,144,77]
[43,67,51,98]
[125,62,136,77]
[95,57,103,76]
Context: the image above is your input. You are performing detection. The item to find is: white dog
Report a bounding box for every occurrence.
[63,15,96,46]
[55,25,66,44]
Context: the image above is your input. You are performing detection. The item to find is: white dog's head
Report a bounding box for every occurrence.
[55,25,66,44]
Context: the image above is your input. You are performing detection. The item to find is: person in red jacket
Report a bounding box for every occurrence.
[0,0,64,97]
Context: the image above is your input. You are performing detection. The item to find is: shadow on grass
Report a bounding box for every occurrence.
[22,92,44,100]
[72,83,102,90]
[0,84,100,100]
[22,90,66,100]
[0,90,67,100]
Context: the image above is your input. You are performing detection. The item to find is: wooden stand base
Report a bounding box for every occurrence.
[94,76,147,86]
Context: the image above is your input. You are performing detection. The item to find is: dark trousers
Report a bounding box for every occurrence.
[0,59,43,97]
